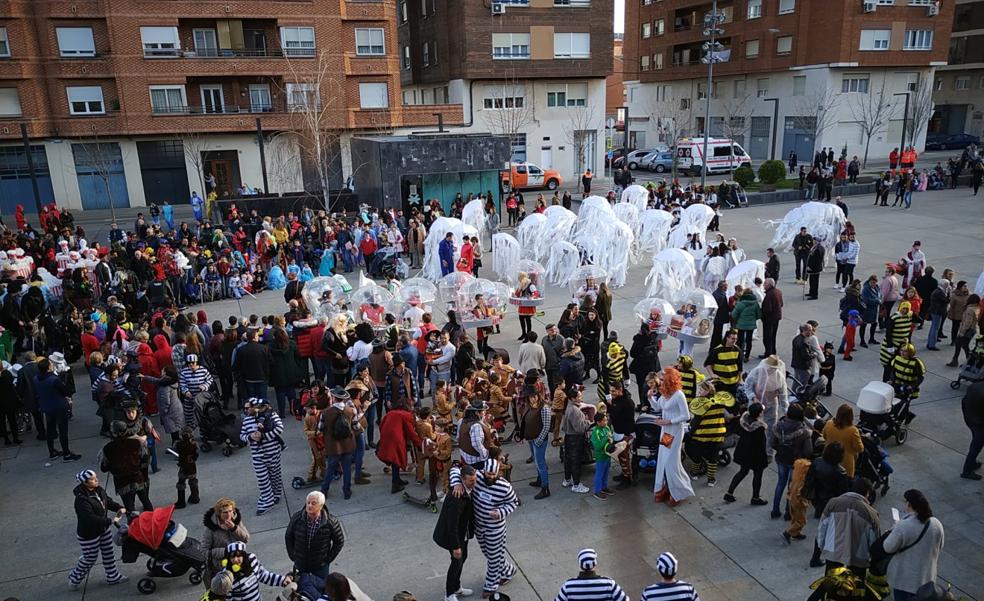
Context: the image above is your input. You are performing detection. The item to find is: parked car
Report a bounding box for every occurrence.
[643,151,676,173]
[622,149,657,170]
[924,133,981,150]
[500,162,563,191]
[606,147,633,168]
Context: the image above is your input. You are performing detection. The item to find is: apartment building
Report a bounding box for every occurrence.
[397,0,614,187]
[623,0,953,164]
[0,0,460,213]
[932,0,984,137]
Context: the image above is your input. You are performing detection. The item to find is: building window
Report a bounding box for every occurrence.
[403,46,411,69]
[841,75,870,93]
[955,76,970,90]
[655,19,665,35]
[399,0,408,23]
[776,35,792,55]
[654,52,663,69]
[402,90,412,106]
[140,26,181,57]
[249,84,272,112]
[547,83,587,107]
[56,27,96,57]
[876,0,894,4]
[355,28,385,56]
[431,41,438,65]
[0,88,22,116]
[193,29,219,57]
[697,83,707,100]
[747,0,762,19]
[778,0,795,13]
[359,82,389,108]
[733,79,746,98]
[792,76,806,96]
[554,33,590,58]
[483,85,526,109]
[745,39,759,58]
[287,83,320,109]
[420,0,427,17]
[66,86,105,115]
[756,77,768,98]
[433,86,445,103]
[149,85,187,114]
[934,78,942,91]
[640,54,650,71]
[903,30,933,50]
[492,33,531,59]
[421,89,432,104]
[280,26,316,57]
[642,22,652,38]
[422,42,430,65]
[0,28,9,57]
[859,29,890,51]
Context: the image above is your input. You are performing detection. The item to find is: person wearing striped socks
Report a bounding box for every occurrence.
[640,553,701,601]
[68,469,128,591]
[554,548,628,601]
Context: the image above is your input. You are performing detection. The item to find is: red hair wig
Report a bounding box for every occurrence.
[660,367,683,398]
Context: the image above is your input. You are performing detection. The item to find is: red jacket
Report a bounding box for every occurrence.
[153,334,174,370]
[359,235,377,256]
[415,323,437,354]
[310,325,329,359]
[82,332,101,366]
[375,408,422,469]
[137,343,161,414]
[296,326,316,359]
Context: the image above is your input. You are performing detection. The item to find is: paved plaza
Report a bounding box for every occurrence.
[1,188,982,601]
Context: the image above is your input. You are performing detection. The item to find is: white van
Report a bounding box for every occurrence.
[675,137,752,175]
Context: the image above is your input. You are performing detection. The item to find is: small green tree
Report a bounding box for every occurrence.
[733,165,755,188]
[758,160,787,184]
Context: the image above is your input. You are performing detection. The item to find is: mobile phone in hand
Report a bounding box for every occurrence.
[891,507,901,522]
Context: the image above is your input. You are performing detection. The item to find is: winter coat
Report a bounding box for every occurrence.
[36,371,71,413]
[433,486,475,550]
[375,407,422,469]
[948,287,970,321]
[817,492,881,568]
[761,287,783,322]
[861,283,882,325]
[233,341,272,382]
[733,412,768,470]
[821,421,864,477]
[595,289,612,323]
[962,381,984,427]
[771,416,813,466]
[0,369,20,413]
[629,331,660,378]
[928,286,950,317]
[73,483,124,539]
[200,507,250,581]
[541,334,564,372]
[270,341,307,388]
[838,288,865,324]
[559,349,586,388]
[321,405,357,456]
[100,436,150,494]
[730,291,761,331]
[285,508,345,573]
[149,375,183,434]
[137,343,160,409]
[152,334,174,370]
[810,457,850,514]
[883,515,945,594]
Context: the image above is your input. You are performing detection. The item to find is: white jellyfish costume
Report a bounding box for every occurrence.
[645,248,697,306]
[515,213,548,260]
[613,202,642,259]
[765,201,846,260]
[458,278,505,329]
[620,184,651,213]
[541,206,578,261]
[701,253,730,292]
[491,233,522,281]
[637,209,674,257]
[571,197,633,287]
[461,198,489,248]
[37,267,64,299]
[508,259,546,307]
[726,260,767,297]
[546,240,580,287]
[422,217,469,281]
[669,289,718,356]
[667,203,716,250]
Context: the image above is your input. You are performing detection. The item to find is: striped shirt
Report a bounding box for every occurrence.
[639,581,700,601]
[225,552,286,601]
[449,463,518,530]
[555,574,628,601]
[178,366,214,396]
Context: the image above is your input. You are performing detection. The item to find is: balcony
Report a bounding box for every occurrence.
[949,34,984,66]
[402,103,464,127]
[150,103,289,116]
[672,3,734,35]
[954,4,984,34]
[671,38,732,68]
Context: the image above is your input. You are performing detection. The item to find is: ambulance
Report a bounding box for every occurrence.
[675,137,752,175]
[500,162,563,192]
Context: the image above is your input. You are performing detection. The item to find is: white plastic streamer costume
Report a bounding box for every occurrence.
[645,248,697,305]
[540,206,578,262]
[613,202,642,259]
[765,201,846,260]
[422,217,468,282]
[620,184,650,213]
[545,241,581,286]
[515,213,547,260]
[637,209,674,256]
[701,255,729,291]
[461,198,489,248]
[570,197,634,288]
[667,203,715,250]
[726,260,767,296]
[491,233,522,280]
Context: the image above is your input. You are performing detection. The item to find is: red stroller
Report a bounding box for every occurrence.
[119,505,206,594]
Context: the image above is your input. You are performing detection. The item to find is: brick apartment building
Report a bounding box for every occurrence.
[397,0,614,185]
[931,0,984,139]
[623,0,953,165]
[0,0,461,213]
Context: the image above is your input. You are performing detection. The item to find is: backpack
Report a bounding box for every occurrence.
[800,463,817,502]
[332,409,352,440]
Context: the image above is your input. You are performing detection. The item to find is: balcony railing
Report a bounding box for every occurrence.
[184,48,287,58]
[151,104,286,115]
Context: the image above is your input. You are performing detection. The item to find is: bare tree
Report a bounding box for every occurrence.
[482,73,537,194]
[646,94,693,181]
[562,103,600,180]
[72,132,128,222]
[267,132,303,194]
[182,132,212,197]
[848,79,894,168]
[791,87,841,161]
[720,94,753,175]
[906,79,935,150]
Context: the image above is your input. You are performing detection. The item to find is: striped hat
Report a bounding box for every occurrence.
[657,552,678,577]
[578,548,598,571]
[76,469,96,484]
[225,542,247,554]
[186,354,199,363]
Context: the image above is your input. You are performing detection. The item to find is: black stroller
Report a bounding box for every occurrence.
[857,380,914,445]
[855,432,893,498]
[632,411,662,480]
[194,391,245,456]
[786,372,831,419]
[119,506,205,594]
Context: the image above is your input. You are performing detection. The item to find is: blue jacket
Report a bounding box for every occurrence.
[36,371,70,413]
[861,283,882,325]
[438,239,455,273]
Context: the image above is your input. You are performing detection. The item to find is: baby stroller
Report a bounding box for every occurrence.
[856,381,913,445]
[786,372,831,419]
[721,181,748,208]
[119,505,205,594]
[632,411,662,481]
[950,334,984,389]
[855,432,893,499]
[369,245,401,278]
[194,391,245,456]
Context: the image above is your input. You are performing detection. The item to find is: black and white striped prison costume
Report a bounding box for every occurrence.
[239,412,284,513]
[639,581,701,601]
[68,528,123,586]
[178,366,213,429]
[69,481,124,587]
[224,553,286,601]
[554,575,628,601]
[451,461,518,594]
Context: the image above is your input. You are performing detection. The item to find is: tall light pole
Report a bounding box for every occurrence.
[763,97,779,161]
[894,91,911,152]
[700,0,726,189]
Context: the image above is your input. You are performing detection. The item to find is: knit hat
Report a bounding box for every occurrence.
[186,353,199,363]
[76,469,96,484]
[657,552,678,577]
[210,570,235,596]
[225,541,247,554]
[608,342,621,356]
[110,420,128,438]
[563,337,575,352]
[578,548,598,571]
[898,301,912,312]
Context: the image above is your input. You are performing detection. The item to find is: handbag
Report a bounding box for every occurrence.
[660,432,675,448]
[869,519,931,573]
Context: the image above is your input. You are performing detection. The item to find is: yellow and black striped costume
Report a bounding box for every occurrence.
[891,355,926,399]
[878,339,896,367]
[704,344,743,390]
[686,392,734,483]
[887,313,913,347]
[597,346,628,400]
[680,368,705,400]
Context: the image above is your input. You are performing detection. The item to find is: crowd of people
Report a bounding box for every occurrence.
[0,168,978,601]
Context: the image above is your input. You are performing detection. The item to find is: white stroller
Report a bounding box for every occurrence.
[857,381,913,445]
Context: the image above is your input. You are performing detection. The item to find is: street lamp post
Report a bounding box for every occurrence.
[763,98,779,161]
[700,0,726,190]
[894,91,911,152]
